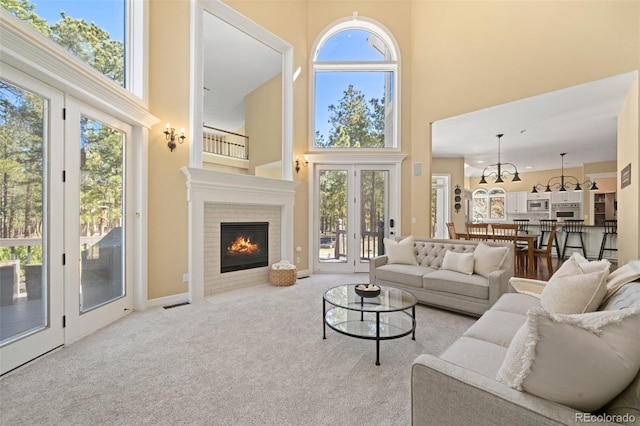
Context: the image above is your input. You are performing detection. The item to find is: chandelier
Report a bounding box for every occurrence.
[479,134,521,184]
[531,152,599,193]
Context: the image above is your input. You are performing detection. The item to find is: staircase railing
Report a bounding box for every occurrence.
[202,124,249,160]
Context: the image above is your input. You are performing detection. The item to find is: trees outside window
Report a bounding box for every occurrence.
[2,0,126,87]
[312,20,399,150]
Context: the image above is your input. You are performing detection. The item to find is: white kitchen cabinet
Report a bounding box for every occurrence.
[527,192,550,201]
[550,190,583,203]
[506,192,527,213]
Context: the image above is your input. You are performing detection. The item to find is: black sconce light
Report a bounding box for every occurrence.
[165,123,186,152]
[295,156,308,174]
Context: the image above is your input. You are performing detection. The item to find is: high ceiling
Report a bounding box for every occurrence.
[432,72,637,177]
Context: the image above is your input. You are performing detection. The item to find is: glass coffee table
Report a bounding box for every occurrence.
[323,284,417,365]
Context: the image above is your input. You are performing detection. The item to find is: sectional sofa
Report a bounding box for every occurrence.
[412,258,640,425]
[370,237,514,316]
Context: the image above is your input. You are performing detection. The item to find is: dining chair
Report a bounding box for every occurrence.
[465,223,489,240]
[446,222,457,239]
[518,227,557,279]
[491,223,519,269]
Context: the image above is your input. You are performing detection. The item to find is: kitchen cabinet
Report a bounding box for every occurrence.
[527,192,550,201]
[550,190,583,203]
[506,191,527,213]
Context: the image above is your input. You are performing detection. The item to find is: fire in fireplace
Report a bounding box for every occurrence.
[220,222,268,273]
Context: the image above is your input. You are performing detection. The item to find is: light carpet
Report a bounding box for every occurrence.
[0,273,476,425]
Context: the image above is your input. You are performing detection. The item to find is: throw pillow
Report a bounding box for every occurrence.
[541,269,607,314]
[570,252,611,279]
[441,250,474,275]
[383,236,418,265]
[496,305,640,413]
[602,260,640,305]
[473,242,509,278]
[550,255,584,278]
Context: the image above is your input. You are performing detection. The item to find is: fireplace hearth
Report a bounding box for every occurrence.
[220,222,269,273]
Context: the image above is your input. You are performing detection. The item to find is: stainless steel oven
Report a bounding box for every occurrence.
[527,199,549,212]
[551,203,581,220]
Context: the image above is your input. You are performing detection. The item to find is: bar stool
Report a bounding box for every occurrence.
[513,219,530,234]
[598,220,617,260]
[561,219,587,260]
[513,219,530,250]
[538,219,561,258]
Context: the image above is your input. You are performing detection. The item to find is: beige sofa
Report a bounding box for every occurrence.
[370,238,514,317]
[412,270,640,426]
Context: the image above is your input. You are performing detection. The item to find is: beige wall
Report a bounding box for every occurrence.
[245,73,282,173]
[147,0,191,299]
[146,0,639,300]
[617,76,640,263]
[431,158,466,233]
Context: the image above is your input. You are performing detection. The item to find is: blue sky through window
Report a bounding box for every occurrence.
[33,0,124,41]
[315,29,392,143]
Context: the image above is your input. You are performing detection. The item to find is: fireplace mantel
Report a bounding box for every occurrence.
[182,167,298,301]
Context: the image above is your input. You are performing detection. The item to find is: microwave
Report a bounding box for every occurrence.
[527,199,549,212]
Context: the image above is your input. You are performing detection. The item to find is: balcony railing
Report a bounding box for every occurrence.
[202,124,249,160]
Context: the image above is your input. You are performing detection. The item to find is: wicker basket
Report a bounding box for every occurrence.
[269,267,297,286]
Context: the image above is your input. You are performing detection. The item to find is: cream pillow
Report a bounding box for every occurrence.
[541,271,607,314]
[496,305,640,413]
[441,250,474,275]
[473,242,509,278]
[383,236,418,265]
[602,260,640,305]
[570,252,611,279]
[541,257,608,314]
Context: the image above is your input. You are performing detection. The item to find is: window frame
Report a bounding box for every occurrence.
[472,187,507,222]
[309,17,401,152]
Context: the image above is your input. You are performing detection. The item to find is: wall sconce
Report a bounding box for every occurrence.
[165,123,186,152]
[294,156,308,174]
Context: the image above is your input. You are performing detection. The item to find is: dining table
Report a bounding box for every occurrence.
[454,231,539,277]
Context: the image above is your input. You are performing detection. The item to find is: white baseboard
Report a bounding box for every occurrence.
[297,269,312,278]
[147,292,190,309]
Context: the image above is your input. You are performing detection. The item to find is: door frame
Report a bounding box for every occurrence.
[306,153,405,274]
[0,64,65,375]
[63,97,135,345]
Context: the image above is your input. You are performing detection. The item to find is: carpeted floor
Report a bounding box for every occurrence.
[0,273,476,425]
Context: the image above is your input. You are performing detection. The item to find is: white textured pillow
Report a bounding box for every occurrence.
[383,236,418,265]
[541,271,607,314]
[496,305,640,413]
[473,242,509,278]
[602,260,640,304]
[541,256,607,314]
[441,250,474,275]
[570,253,611,279]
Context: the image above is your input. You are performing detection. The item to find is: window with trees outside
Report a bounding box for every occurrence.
[472,188,506,222]
[2,0,126,88]
[312,20,399,149]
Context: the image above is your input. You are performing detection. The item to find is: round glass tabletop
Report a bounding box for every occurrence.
[323,284,417,313]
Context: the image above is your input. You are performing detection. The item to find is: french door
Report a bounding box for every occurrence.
[0,65,65,375]
[314,164,398,273]
[0,69,133,374]
[63,98,133,344]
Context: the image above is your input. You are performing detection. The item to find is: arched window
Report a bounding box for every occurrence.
[472,188,506,221]
[311,18,400,150]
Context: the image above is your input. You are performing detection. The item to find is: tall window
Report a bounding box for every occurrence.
[472,188,506,221]
[311,19,399,150]
[3,0,126,88]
